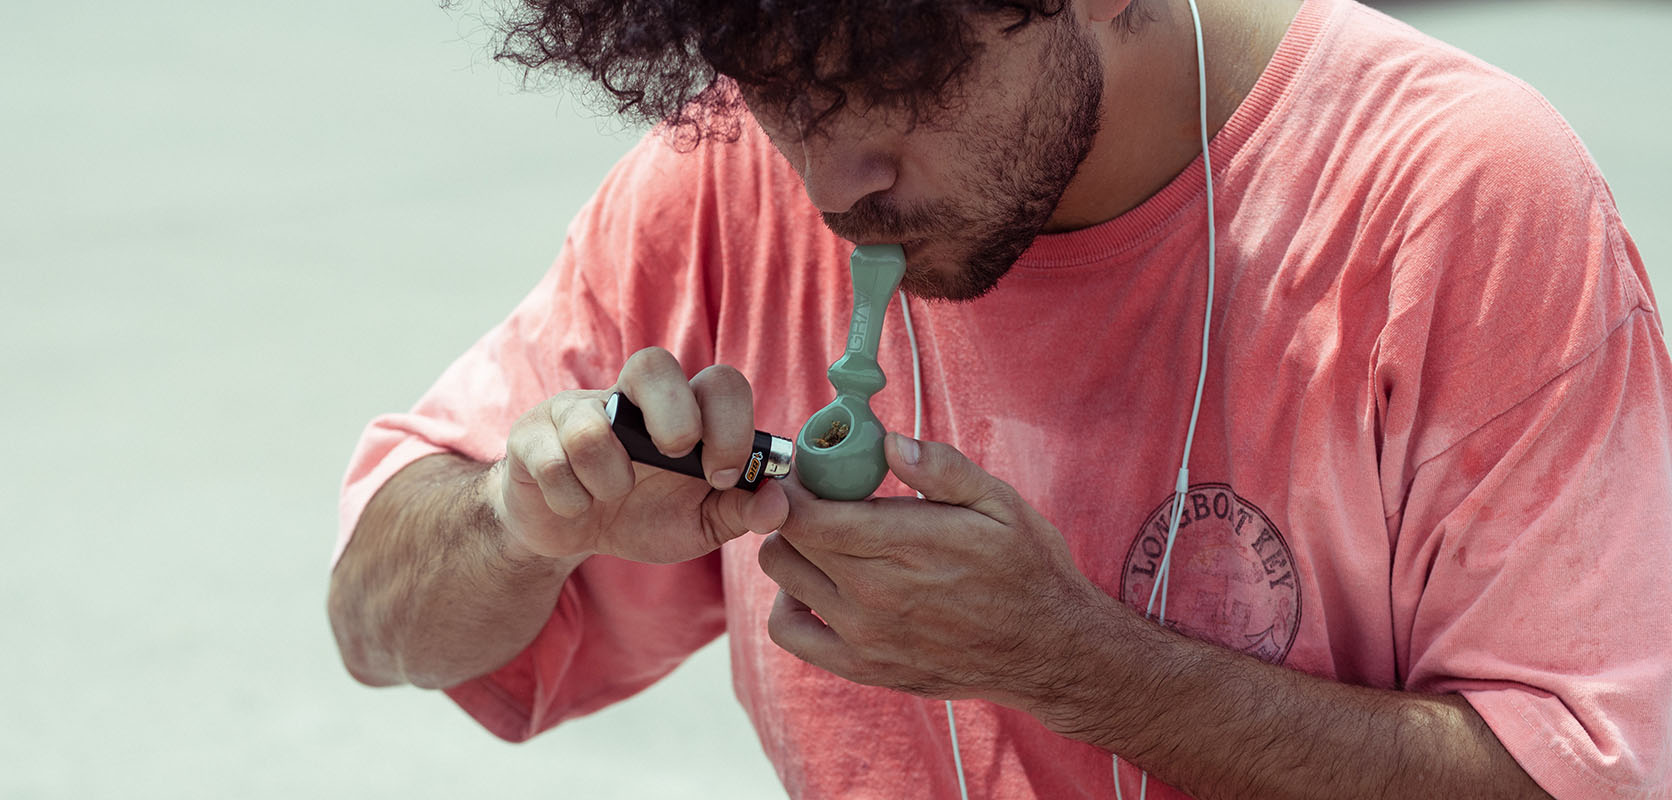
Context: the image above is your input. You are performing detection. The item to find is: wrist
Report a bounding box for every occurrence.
[1020,590,1162,750]
[478,460,589,568]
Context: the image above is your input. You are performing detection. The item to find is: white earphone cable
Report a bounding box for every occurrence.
[1115,0,1215,797]
[901,291,925,443]
[901,292,973,800]
[919,3,1214,795]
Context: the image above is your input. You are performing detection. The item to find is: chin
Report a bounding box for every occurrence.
[897,240,945,287]
[893,235,1015,302]
[899,237,929,265]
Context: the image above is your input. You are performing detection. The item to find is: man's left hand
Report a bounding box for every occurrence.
[759,432,1111,709]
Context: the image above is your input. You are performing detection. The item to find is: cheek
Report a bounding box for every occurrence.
[893,125,980,198]
[912,123,1024,205]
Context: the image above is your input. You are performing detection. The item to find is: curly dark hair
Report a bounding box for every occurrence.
[462,0,1147,145]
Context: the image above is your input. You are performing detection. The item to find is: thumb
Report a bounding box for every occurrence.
[886,432,1013,520]
[706,477,790,539]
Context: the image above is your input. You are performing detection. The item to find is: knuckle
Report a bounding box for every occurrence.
[531,455,572,487]
[756,535,783,574]
[548,389,589,410]
[659,430,702,457]
[692,365,753,446]
[776,512,807,541]
[618,348,689,399]
[549,493,592,519]
[695,504,733,551]
[539,478,591,517]
[756,538,803,587]
[533,470,589,521]
[627,346,680,375]
[989,475,1022,502]
[510,406,541,432]
[695,363,750,392]
[542,395,573,424]
[699,491,739,536]
[975,483,1011,509]
[505,432,536,465]
[562,416,617,460]
[507,413,546,449]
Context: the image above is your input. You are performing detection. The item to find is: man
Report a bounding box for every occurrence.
[328,0,1672,796]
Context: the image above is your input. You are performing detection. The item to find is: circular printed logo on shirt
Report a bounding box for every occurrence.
[1120,484,1301,665]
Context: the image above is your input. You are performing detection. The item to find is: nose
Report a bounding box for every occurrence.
[792,135,898,215]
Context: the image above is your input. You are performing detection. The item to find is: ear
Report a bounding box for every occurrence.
[1085,0,1137,24]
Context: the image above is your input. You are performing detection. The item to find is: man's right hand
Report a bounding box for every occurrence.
[492,346,790,565]
[330,346,789,689]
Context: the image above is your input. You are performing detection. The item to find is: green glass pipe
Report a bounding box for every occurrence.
[795,244,908,500]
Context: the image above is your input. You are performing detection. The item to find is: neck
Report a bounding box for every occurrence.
[1045,0,1303,232]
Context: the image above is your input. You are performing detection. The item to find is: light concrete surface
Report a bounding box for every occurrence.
[0,2,1665,798]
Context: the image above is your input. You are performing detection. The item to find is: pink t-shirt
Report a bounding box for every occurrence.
[336,0,1672,796]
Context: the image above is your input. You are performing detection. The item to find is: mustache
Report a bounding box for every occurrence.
[821,196,958,243]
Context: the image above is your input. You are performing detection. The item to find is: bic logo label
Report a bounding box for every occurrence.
[744,452,764,483]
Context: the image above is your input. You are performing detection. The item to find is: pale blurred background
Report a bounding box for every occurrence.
[1,1,1666,798]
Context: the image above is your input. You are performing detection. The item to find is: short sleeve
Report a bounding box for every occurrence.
[1392,310,1672,798]
[332,252,618,566]
[334,132,733,742]
[1368,71,1672,796]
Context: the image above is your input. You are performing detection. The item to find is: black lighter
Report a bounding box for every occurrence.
[605,391,794,491]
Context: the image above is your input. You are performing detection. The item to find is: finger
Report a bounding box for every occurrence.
[756,531,842,611]
[507,409,594,518]
[737,477,791,534]
[777,473,896,558]
[690,364,754,490]
[885,433,1015,522]
[553,397,635,503]
[767,589,850,673]
[698,479,789,553]
[615,347,701,458]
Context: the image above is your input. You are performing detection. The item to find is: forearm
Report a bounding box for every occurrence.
[1032,597,1550,800]
[328,453,582,690]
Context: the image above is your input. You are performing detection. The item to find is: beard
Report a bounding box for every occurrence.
[821,24,1105,302]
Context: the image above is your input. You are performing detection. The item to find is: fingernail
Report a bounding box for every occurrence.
[897,434,921,466]
[712,468,742,488]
